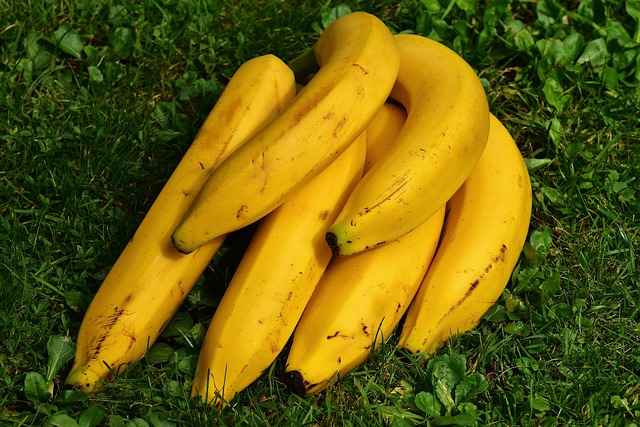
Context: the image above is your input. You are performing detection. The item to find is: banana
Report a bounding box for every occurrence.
[364,103,406,171]
[66,55,296,392]
[191,134,366,405]
[172,12,399,253]
[284,104,444,395]
[399,114,532,354]
[326,34,490,256]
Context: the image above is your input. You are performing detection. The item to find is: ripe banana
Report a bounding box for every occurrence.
[327,34,490,256]
[284,104,444,395]
[364,103,406,171]
[191,134,366,405]
[66,55,296,392]
[399,114,532,354]
[172,12,399,253]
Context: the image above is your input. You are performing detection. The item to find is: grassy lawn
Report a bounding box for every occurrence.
[2,0,640,425]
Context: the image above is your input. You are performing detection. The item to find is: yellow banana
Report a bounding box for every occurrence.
[66,56,296,392]
[172,12,399,253]
[284,104,444,395]
[327,34,489,256]
[399,114,532,354]
[364,103,406,171]
[191,134,366,405]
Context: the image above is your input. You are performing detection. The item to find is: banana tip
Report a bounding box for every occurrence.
[171,233,193,254]
[65,367,101,393]
[283,370,307,396]
[325,232,339,256]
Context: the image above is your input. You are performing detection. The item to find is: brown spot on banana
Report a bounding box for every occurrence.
[352,63,369,74]
[236,204,249,219]
[361,323,370,336]
[361,175,411,215]
[436,244,509,326]
[327,331,340,339]
[333,116,348,138]
[318,210,330,220]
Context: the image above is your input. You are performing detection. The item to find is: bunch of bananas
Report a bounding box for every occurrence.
[66,12,532,405]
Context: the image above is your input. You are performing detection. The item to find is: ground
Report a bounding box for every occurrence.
[1,0,640,426]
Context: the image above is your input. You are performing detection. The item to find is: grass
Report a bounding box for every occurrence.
[1,0,639,425]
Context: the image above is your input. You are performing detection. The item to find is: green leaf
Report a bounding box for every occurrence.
[165,380,183,397]
[606,20,632,47]
[602,66,619,90]
[48,413,79,427]
[627,0,640,42]
[577,38,608,67]
[26,31,43,58]
[415,391,442,416]
[177,354,196,375]
[540,272,561,299]
[88,66,104,83]
[53,26,84,59]
[162,312,193,338]
[79,407,105,427]
[455,373,488,403]
[478,1,506,48]
[504,321,528,335]
[25,371,48,402]
[127,419,150,427]
[111,27,135,58]
[434,379,456,414]
[505,293,526,313]
[455,0,476,14]
[390,417,414,427]
[563,33,585,64]
[432,413,477,426]
[530,394,550,412]
[542,186,563,204]
[65,290,90,312]
[530,228,553,257]
[543,78,570,112]
[629,0,640,20]
[109,415,126,427]
[525,158,552,171]
[145,343,174,365]
[430,354,466,389]
[16,57,34,82]
[421,0,441,14]
[147,412,176,427]
[83,45,99,64]
[514,28,535,51]
[60,389,88,404]
[109,5,129,25]
[548,118,562,147]
[320,4,352,30]
[46,336,75,383]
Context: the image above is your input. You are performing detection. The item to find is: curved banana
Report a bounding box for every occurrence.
[191,134,366,405]
[172,12,399,253]
[66,56,296,392]
[399,114,532,354]
[327,34,489,256]
[284,105,444,395]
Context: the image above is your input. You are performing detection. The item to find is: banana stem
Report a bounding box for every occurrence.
[288,49,319,83]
